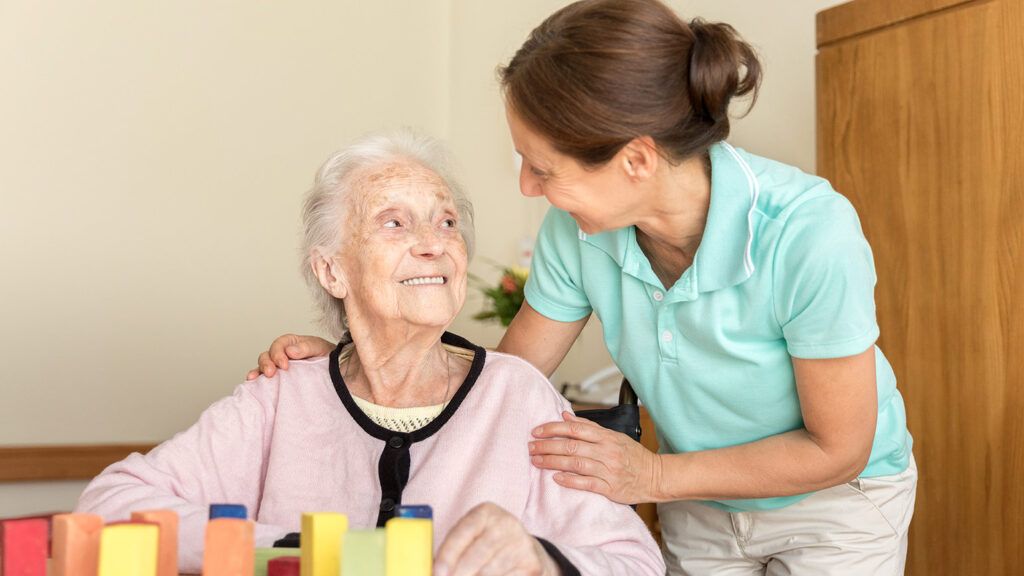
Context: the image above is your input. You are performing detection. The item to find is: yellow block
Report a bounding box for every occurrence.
[299,512,348,576]
[97,523,159,576]
[385,518,432,576]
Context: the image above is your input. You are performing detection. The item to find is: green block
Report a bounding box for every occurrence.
[254,547,301,576]
[341,529,385,576]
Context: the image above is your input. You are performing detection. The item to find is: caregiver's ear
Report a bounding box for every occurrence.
[310,247,349,299]
[619,135,659,181]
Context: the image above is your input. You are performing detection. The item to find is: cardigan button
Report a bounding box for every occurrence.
[380,498,396,512]
[388,436,405,449]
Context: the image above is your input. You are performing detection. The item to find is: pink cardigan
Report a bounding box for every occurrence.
[77,335,664,574]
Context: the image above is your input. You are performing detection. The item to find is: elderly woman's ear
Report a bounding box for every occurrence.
[310,247,349,300]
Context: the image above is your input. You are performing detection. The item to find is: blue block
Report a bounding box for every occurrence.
[396,505,432,519]
[208,504,247,520]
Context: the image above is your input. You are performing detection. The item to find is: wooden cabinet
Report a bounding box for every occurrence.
[816,1,1024,574]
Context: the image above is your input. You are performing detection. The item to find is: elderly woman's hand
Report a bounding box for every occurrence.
[529,411,664,505]
[244,334,334,380]
[434,502,559,576]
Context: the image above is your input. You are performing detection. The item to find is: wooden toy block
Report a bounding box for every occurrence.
[201,519,253,576]
[208,504,247,520]
[52,513,103,576]
[299,513,347,576]
[266,556,300,576]
[395,505,432,519]
[384,518,432,576]
[0,514,58,558]
[341,529,385,576]
[130,510,177,576]
[0,518,48,576]
[97,523,159,576]
[253,548,300,576]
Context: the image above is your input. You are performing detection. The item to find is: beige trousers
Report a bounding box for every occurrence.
[659,456,917,576]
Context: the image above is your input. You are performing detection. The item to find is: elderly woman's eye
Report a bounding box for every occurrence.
[383,219,402,228]
[441,218,457,228]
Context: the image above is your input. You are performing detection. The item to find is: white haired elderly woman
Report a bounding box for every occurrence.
[76,130,665,576]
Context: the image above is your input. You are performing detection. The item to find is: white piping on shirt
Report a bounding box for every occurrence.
[721,142,760,276]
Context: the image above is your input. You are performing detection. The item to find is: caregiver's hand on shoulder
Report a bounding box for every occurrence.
[244,334,333,380]
[435,503,559,576]
[530,411,664,505]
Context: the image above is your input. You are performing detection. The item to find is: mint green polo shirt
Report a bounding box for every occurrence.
[525,142,913,512]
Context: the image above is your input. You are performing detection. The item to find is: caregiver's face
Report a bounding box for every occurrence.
[505,103,637,235]
[337,161,468,329]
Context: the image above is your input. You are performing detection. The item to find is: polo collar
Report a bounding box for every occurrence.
[692,141,759,293]
[577,141,758,295]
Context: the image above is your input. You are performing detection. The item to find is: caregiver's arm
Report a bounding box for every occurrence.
[657,346,878,499]
[246,301,584,380]
[531,346,878,502]
[497,302,588,378]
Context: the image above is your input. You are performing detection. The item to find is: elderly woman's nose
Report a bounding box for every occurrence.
[411,224,446,256]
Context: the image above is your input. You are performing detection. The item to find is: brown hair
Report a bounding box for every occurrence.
[499,0,761,167]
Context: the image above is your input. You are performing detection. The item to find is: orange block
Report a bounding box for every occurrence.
[131,510,178,576]
[202,519,254,576]
[52,513,103,576]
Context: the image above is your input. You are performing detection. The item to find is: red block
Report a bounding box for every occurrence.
[0,514,58,558]
[266,556,300,576]
[0,518,48,576]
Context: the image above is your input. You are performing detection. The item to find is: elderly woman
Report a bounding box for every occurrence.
[76,130,664,575]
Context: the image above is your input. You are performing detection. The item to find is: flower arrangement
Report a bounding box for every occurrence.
[471,265,529,327]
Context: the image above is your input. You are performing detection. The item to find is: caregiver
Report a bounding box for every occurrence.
[250,0,916,573]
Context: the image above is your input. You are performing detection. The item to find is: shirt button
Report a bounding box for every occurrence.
[380,498,396,512]
[662,330,673,343]
[652,291,664,302]
[388,436,405,449]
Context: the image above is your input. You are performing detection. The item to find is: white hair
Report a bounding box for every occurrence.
[300,129,475,339]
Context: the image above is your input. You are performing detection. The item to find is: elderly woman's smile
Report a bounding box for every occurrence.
[400,276,447,286]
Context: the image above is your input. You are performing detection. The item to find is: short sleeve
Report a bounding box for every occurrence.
[773,193,880,359]
[524,208,593,322]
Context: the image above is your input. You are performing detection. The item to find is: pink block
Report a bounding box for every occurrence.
[266,556,300,576]
[0,518,48,576]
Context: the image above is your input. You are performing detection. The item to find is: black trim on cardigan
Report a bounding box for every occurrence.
[272,532,299,548]
[536,538,581,576]
[327,331,487,526]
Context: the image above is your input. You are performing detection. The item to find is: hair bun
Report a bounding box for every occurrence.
[687,18,762,123]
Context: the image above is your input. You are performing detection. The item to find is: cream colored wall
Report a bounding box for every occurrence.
[0,0,451,514]
[0,0,846,516]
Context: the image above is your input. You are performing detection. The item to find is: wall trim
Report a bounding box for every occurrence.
[0,444,156,483]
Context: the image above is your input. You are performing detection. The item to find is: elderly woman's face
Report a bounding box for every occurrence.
[334,161,468,330]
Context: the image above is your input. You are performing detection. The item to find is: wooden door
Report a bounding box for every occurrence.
[817,0,1024,573]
